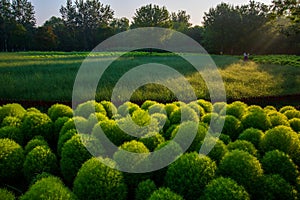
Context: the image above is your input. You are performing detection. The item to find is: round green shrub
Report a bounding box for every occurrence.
[135,179,157,200]
[0,188,15,200]
[21,112,53,143]
[148,103,166,115]
[0,126,23,145]
[0,103,26,124]
[59,117,88,137]
[164,152,216,199]
[200,177,250,200]
[227,140,258,156]
[29,172,53,186]
[222,115,243,140]
[23,146,58,182]
[113,140,149,171]
[201,113,223,133]
[218,150,263,192]
[279,106,296,113]
[241,109,271,131]
[200,137,228,164]
[260,125,300,165]
[152,113,170,133]
[57,129,77,156]
[219,133,231,145]
[254,174,297,200]
[247,105,263,112]
[148,188,183,200]
[74,100,106,119]
[20,176,75,200]
[118,102,140,117]
[93,120,133,148]
[26,107,41,113]
[87,112,108,132]
[61,134,105,185]
[222,101,247,119]
[261,150,298,184]
[268,111,289,127]
[284,110,300,120]
[100,100,117,119]
[141,100,157,110]
[140,132,165,151]
[0,138,24,181]
[24,136,48,155]
[73,157,127,200]
[290,118,300,133]
[53,116,70,137]
[1,116,22,128]
[188,101,205,118]
[238,128,264,149]
[197,99,213,113]
[132,109,151,126]
[212,102,227,114]
[264,105,277,113]
[164,103,178,117]
[47,104,73,122]
[169,106,199,125]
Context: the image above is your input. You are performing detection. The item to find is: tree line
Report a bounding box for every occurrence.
[0,0,299,54]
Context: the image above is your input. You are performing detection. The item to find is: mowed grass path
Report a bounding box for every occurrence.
[0,52,299,102]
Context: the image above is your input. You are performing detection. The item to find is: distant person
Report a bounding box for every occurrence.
[243,52,249,61]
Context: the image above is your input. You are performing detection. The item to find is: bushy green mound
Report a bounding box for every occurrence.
[21,112,53,142]
[1,116,22,128]
[24,136,48,155]
[47,104,73,122]
[20,176,75,200]
[0,103,26,124]
[0,126,23,145]
[264,105,277,113]
[148,103,166,115]
[238,128,264,149]
[0,138,24,181]
[200,137,228,164]
[197,99,213,113]
[212,102,227,114]
[148,188,183,200]
[87,112,108,130]
[113,140,149,172]
[279,106,296,113]
[100,100,117,119]
[289,118,300,132]
[93,119,133,148]
[241,109,271,131]
[260,125,300,165]
[284,110,300,120]
[200,177,250,200]
[59,117,88,136]
[201,113,224,133]
[135,179,157,200]
[218,150,263,193]
[0,188,15,200]
[268,111,289,127]
[53,116,70,137]
[222,115,243,140]
[261,150,298,184]
[152,113,170,133]
[23,146,58,182]
[169,106,199,125]
[132,109,151,126]
[141,100,157,110]
[140,132,165,151]
[164,103,178,117]
[188,101,205,118]
[219,134,231,145]
[254,174,297,200]
[73,157,127,200]
[227,140,258,156]
[60,134,105,184]
[222,101,247,119]
[164,152,216,199]
[118,102,140,117]
[74,100,106,118]
[57,129,77,157]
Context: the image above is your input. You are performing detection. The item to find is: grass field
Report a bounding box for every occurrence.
[0,52,299,103]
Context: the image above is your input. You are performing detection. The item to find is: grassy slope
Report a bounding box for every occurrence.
[0,52,299,102]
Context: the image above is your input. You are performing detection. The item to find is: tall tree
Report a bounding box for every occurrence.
[0,0,12,51]
[110,17,129,33]
[171,10,192,32]
[131,4,171,28]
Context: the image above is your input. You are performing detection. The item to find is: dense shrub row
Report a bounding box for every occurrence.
[0,100,300,199]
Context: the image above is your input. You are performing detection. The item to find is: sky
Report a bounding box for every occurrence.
[30,0,273,26]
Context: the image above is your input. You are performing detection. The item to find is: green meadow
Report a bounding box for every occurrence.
[0,52,299,103]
